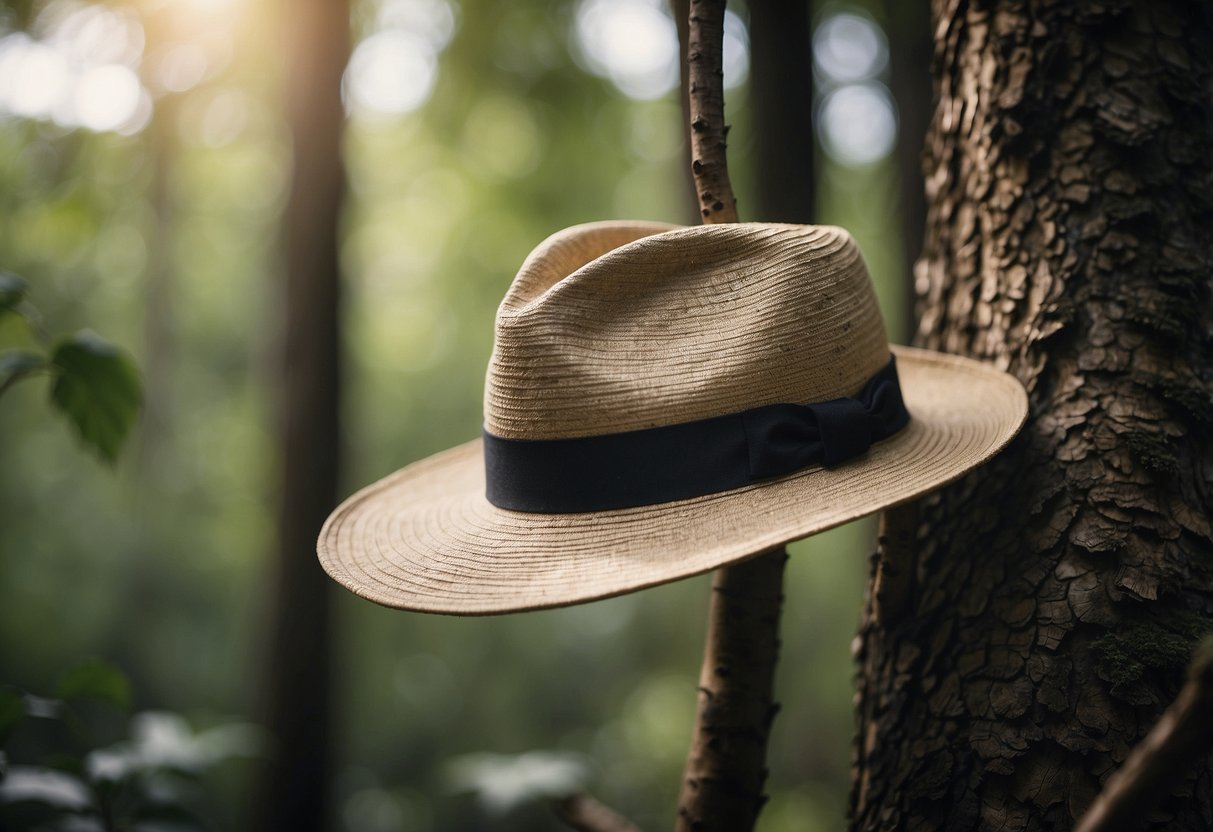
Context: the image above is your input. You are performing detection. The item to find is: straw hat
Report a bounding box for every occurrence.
[319,221,1027,615]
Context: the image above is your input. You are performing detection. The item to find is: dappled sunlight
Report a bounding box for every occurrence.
[0,34,75,122]
[572,0,748,100]
[45,1,144,67]
[344,0,457,118]
[573,0,678,100]
[151,42,210,93]
[345,30,438,116]
[0,0,230,135]
[813,7,896,168]
[74,63,148,133]
[818,82,896,167]
[0,0,243,134]
[813,9,887,82]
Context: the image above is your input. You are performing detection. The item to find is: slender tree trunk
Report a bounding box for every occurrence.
[251,0,348,829]
[136,91,177,473]
[885,0,932,342]
[852,1,1213,830]
[749,0,814,224]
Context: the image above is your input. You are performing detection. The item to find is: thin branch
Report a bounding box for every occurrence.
[687,0,737,224]
[676,548,787,831]
[1075,638,1213,832]
[676,2,786,830]
[553,792,643,832]
[0,365,50,400]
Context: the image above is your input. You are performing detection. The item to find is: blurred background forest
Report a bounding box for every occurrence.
[0,0,927,828]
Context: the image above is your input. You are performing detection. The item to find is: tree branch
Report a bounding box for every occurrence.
[1075,639,1213,832]
[687,0,737,224]
[553,792,643,832]
[676,548,787,831]
[675,3,786,830]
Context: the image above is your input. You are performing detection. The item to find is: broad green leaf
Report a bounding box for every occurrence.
[0,687,24,742]
[49,332,141,464]
[0,273,27,316]
[57,659,132,711]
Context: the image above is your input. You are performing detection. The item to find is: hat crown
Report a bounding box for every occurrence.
[485,221,891,440]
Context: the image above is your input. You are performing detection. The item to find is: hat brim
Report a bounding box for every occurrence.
[318,346,1027,615]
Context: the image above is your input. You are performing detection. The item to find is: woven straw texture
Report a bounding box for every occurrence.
[319,222,1029,615]
[487,222,888,439]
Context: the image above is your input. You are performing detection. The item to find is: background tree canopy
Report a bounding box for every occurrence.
[0,0,914,828]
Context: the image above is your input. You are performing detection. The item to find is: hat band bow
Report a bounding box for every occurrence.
[483,356,910,514]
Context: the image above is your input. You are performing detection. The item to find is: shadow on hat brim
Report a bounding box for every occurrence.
[318,346,1028,616]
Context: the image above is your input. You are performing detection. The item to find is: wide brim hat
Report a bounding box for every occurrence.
[319,221,1028,615]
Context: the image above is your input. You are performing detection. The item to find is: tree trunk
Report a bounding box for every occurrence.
[852,1,1213,830]
[885,0,932,342]
[250,0,348,829]
[749,0,814,225]
[136,88,177,473]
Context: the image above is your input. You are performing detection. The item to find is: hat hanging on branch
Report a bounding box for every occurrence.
[317,220,1028,615]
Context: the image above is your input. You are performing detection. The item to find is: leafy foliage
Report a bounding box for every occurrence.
[0,661,258,831]
[49,332,142,464]
[56,659,132,711]
[0,276,141,463]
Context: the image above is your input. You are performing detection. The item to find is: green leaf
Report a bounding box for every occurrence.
[57,659,132,711]
[49,332,141,464]
[0,687,24,743]
[0,273,27,316]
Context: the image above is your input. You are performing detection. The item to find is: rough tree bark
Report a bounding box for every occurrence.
[250,0,348,829]
[1077,641,1213,832]
[853,1,1213,830]
[675,2,787,830]
[686,0,738,224]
